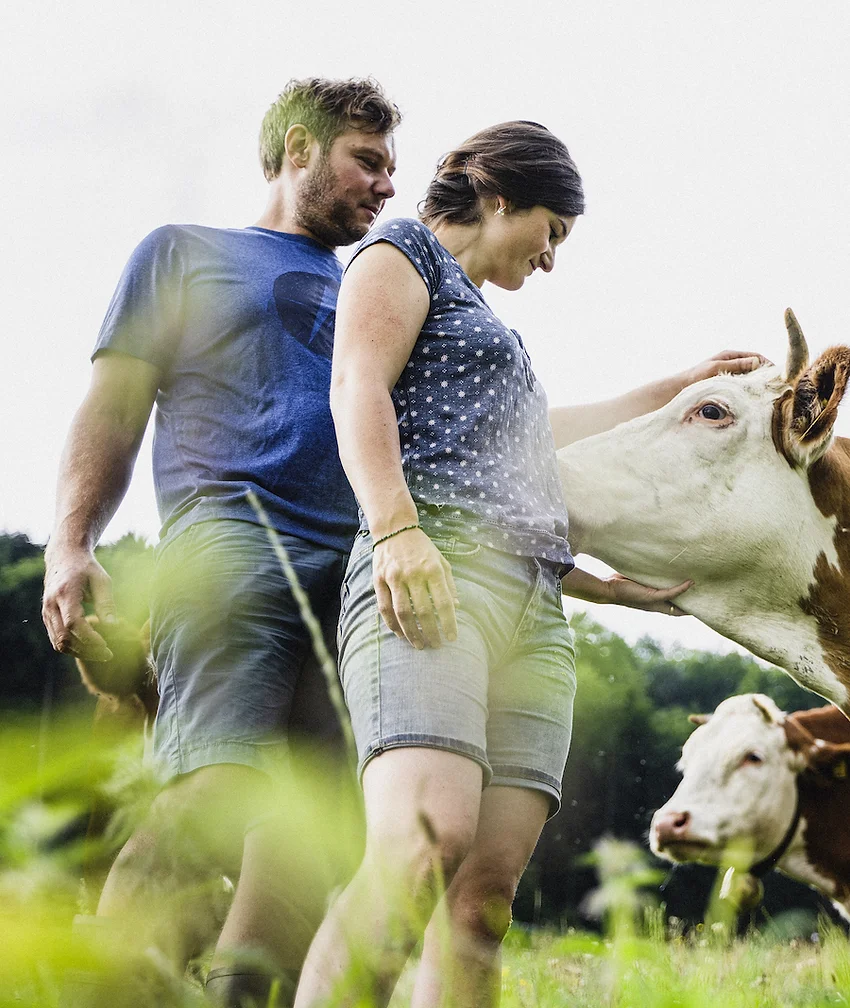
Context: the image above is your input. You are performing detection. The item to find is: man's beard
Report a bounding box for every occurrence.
[295,157,371,249]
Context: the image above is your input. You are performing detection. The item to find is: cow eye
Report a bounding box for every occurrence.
[742,752,763,765]
[699,403,727,421]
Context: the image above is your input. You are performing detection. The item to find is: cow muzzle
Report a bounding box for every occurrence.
[651,809,712,860]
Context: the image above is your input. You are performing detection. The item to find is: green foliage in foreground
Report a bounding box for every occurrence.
[2,713,849,1007]
[3,530,846,1005]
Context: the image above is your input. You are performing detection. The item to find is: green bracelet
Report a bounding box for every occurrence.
[371,524,422,550]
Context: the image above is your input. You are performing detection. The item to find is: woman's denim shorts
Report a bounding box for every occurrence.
[338,526,577,815]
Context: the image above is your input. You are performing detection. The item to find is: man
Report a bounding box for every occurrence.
[42,77,399,1007]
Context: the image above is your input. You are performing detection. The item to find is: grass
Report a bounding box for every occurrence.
[3,711,850,1008]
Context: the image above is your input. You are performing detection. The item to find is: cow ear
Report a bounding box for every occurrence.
[778,339,850,467]
[785,715,850,778]
[688,713,711,726]
[783,714,816,752]
[803,739,850,780]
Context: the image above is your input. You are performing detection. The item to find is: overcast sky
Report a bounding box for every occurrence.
[4,0,849,653]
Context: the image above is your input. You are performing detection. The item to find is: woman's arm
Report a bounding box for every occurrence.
[331,242,458,650]
[549,350,768,449]
[561,566,693,615]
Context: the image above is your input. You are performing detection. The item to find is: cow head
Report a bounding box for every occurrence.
[650,694,800,870]
[558,313,850,653]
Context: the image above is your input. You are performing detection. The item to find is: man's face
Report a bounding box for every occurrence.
[295,128,397,248]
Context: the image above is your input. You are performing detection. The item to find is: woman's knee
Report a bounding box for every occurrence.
[366,819,475,899]
[449,863,523,944]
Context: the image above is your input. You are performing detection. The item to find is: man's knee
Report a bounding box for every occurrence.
[122,763,270,875]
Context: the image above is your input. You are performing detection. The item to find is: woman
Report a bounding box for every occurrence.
[294,122,763,1008]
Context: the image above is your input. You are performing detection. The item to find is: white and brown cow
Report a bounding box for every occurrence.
[559,311,850,713]
[650,694,850,917]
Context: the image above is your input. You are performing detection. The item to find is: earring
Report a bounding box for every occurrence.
[494,205,506,216]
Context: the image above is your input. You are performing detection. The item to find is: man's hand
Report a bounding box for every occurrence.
[42,547,116,661]
[677,350,772,388]
[604,573,693,616]
[372,528,459,649]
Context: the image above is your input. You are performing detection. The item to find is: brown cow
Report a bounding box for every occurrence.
[651,694,850,917]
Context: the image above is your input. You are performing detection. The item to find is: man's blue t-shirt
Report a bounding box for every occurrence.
[93,224,358,551]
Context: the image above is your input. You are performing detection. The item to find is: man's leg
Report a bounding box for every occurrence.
[293,747,483,1008]
[57,764,267,1008]
[204,536,358,1007]
[206,747,363,1007]
[96,763,268,959]
[71,520,351,1006]
[411,786,550,1008]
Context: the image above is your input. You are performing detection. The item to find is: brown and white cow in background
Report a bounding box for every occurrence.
[559,311,850,714]
[650,694,850,917]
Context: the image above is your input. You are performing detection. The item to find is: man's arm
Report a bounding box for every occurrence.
[549,350,768,449]
[42,352,159,660]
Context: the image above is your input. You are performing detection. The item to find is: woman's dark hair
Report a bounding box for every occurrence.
[419,121,584,228]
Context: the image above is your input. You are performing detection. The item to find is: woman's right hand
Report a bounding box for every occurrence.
[372,528,459,649]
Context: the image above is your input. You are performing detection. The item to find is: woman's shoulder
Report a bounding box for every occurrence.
[351,218,445,294]
[362,217,440,251]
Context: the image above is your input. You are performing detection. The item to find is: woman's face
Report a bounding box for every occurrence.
[486,205,575,290]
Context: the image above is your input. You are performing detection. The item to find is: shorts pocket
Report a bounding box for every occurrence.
[429,536,481,558]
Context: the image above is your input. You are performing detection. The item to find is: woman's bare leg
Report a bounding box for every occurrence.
[293,747,483,1008]
[411,786,550,1008]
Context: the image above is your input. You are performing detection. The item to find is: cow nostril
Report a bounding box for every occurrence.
[673,811,690,830]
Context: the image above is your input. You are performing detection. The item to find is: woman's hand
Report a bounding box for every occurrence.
[372,528,459,648]
[561,566,692,615]
[677,350,772,387]
[604,573,693,616]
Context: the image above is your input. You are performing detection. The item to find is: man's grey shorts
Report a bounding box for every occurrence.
[338,527,577,815]
[150,519,349,781]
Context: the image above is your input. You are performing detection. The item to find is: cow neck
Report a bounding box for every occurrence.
[799,438,850,704]
[749,786,802,879]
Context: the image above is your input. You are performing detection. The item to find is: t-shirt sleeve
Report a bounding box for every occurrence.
[92,225,187,373]
[347,218,443,297]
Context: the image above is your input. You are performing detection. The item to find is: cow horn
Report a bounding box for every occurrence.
[752,694,783,724]
[785,308,810,382]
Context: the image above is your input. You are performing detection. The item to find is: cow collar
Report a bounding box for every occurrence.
[749,786,802,879]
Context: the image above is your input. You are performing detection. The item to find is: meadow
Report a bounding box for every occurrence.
[3,531,847,1006]
[2,710,848,1008]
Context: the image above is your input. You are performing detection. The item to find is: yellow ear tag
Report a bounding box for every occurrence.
[833,760,847,779]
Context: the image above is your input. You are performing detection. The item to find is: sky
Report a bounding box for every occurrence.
[4,0,849,654]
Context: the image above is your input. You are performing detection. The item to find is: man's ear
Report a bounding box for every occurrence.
[283,124,316,170]
[773,310,850,467]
